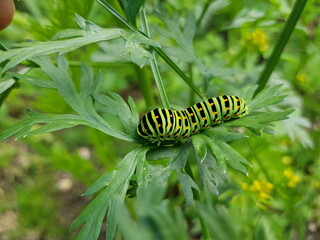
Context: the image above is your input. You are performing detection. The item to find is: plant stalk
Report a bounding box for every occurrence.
[135,66,154,107]
[152,47,206,100]
[140,8,170,108]
[185,159,211,240]
[244,139,271,182]
[253,0,308,97]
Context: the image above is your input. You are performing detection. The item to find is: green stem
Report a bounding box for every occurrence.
[188,63,195,105]
[185,161,210,240]
[244,139,271,182]
[253,0,308,97]
[97,0,134,31]
[67,60,133,68]
[153,47,206,100]
[135,66,154,107]
[140,8,170,108]
[196,2,210,35]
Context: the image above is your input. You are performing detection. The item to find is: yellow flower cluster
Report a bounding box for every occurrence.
[246,29,268,52]
[296,73,307,84]
[283,169,300,188]
[242,180,273,201]
[281,155,292,165]
[313,180,320,188]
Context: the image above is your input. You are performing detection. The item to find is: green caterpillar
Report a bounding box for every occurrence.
[137,95,248,144]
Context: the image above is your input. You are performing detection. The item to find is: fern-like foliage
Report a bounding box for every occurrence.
[0,53,293,239]
[0,56,138,143]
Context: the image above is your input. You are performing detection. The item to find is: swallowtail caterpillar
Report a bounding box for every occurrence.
[137,95,248,145]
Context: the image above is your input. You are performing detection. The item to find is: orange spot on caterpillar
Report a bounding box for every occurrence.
[202,117,206,120]
[212,112,217,114]
[190,113,194,116]
[158,124,161,127]
[199,107,203,111]
[155,115,159,118]
[225,107,230,110]
[193,123,197,126]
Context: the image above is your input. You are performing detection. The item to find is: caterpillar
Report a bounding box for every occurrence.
[137,95,248,145]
